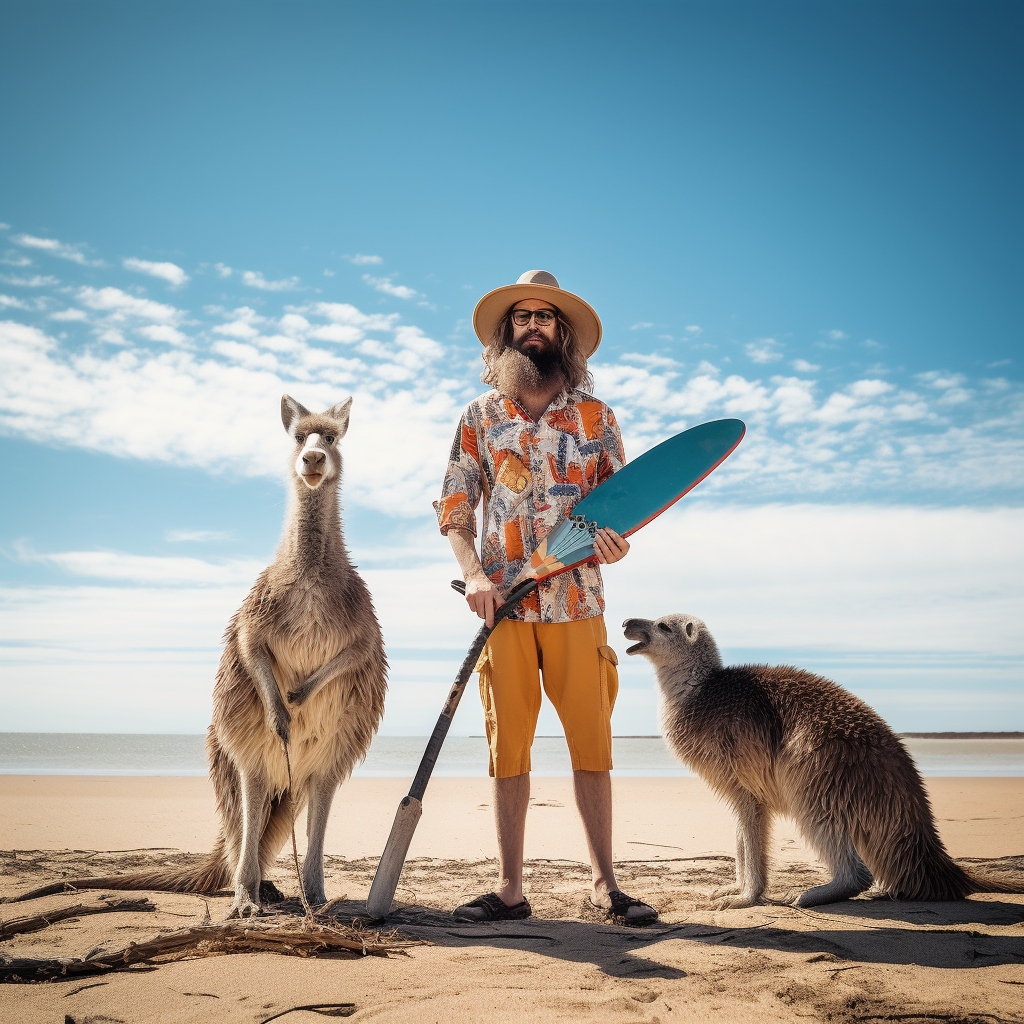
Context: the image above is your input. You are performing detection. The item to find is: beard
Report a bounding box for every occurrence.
[491,334,564,398]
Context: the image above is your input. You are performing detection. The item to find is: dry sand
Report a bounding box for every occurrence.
[1,775,1021,1023]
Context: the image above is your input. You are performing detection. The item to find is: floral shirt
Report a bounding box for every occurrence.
[434,388,625,622]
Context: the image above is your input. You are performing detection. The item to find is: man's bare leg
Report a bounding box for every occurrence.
[573,769,619,904]
[575,769,658,922]
[494,772,530,905]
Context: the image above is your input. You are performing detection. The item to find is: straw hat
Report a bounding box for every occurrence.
[473,270,602,358]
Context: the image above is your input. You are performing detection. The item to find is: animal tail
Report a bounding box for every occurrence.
[4,728,241,905]
[1,836,231,903]
[963,869,1024,895]
[851,746,1024,899]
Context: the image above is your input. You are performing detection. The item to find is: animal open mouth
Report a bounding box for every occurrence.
[302,473,323,487]
[622,619,652,655]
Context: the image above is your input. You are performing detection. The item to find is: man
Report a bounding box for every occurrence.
[434,270,657,926]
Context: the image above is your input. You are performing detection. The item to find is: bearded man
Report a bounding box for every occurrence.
[434,270,658,926]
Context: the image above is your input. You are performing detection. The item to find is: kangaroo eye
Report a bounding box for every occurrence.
[657,622,673,635]
[295,433,305,443]
[324,435,335,444]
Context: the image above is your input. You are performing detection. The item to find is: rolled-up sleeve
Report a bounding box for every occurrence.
[434,413,483,537]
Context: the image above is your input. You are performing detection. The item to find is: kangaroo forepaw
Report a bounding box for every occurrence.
[268,705,292,744]
[286,686,308,706]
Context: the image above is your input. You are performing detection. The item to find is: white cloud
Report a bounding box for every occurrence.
[214,263,233,278]
[123,257,189,287]
[1,274,59,287]
[212,306,264,339]
[363,274,417,300]
[827,329,848,341]
[621,352,681,370]
[2,253,33,267]
[137,324,188,345]
[11,234,102,266]
[917,370,966,390]
[0,295,30,310]
[16,547,263,586]
[791,358,820,372]
[3,505,1021,733]
[1,237,1020,513]
[685,325,701,334]
[322,269,335,277]
[745,338,783,363]
[347,254,383,265]
[165,529,234,543]
[241,270,301,291]
[630,321,654,330]
[301,302,399,332]
[77,286,182,326]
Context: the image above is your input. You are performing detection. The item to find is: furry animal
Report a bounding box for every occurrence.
[622,613,1022,908]
[8,397,387,916]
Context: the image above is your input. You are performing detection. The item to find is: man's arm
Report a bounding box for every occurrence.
[448,528,501,628]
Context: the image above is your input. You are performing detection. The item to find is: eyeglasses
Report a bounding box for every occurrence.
[511,308,557,327]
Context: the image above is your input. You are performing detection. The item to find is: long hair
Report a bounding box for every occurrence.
[481,304,594,393]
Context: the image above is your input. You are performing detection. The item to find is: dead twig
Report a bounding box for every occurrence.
[260,1004,356,1023]
[0,917,423,983]
[0,898,155,940]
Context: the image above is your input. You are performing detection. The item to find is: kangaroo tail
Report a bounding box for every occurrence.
[965,869,1024,895]
[2,836,231,903]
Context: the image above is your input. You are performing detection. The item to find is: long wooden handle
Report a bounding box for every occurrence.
[365,578,538,919]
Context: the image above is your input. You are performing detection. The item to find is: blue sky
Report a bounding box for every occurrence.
[1,0,1021,736]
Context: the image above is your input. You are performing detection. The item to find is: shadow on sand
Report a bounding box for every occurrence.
[309,894,1024,978]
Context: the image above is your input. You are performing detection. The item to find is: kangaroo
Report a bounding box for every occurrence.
[623,613,1022,908]
[7,396,387,917]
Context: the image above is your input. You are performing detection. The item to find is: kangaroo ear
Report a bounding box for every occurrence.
[281,395,311,433]
[685,621,695,639]
[325,397,352,438]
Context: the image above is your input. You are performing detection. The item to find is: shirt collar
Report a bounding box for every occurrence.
[495,386,573,421]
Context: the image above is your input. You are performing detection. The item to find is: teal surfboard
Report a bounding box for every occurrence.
[510,417,746,586]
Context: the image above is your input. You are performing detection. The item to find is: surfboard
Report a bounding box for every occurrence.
[510,417,746,586]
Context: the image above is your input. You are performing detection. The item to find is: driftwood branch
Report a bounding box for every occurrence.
[0,897,155,940]
[1,917,423,983]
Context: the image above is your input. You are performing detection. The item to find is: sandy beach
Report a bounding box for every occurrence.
[1,774,1022,1023]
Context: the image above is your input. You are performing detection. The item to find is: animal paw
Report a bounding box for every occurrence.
[714,893,761,910]
[303,885,327,907]
[228,892,263,919]
[711,884,743,899]
[286,684,308,707]
[267,703,291,744]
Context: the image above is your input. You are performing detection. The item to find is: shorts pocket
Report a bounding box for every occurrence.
[476,649,494,723]
[597,644,619,716]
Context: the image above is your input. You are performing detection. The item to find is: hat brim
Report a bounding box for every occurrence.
[473,283,602,358]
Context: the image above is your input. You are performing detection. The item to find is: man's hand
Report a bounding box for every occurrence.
[594,527,630,564]
[465,574,501,628]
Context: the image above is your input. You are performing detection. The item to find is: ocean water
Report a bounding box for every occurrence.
[0,733,1022,778]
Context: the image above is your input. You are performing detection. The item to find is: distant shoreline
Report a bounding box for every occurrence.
[2,731,1022,739]
[897,732,1024,739]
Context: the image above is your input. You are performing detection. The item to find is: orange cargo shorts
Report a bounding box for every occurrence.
[474,614,619,778]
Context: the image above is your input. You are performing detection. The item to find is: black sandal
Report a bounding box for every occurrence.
[597,889,658,926]
[452,892,532,922]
